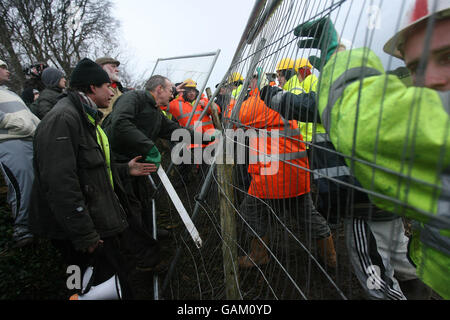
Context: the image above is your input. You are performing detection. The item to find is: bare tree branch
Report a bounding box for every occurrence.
[0,0,121,92]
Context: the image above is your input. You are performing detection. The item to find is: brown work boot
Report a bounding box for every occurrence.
[317,234,337,269]
[238,236,270,268]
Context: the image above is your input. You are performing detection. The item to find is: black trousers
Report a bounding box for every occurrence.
[52,235,134,299]
[119,175,161,269]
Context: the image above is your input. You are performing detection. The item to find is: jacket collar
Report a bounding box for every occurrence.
[145,90,157,108]
[66,90,103,124]
[46,86,64,93]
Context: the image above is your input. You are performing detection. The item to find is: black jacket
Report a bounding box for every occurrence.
[102,90,184,163]
[259,85,317,122]
[29,86,64,120]
[259,86,396,221]
[29,91,131,250]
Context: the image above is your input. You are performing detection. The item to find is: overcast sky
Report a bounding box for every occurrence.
[111,0,412,89]
[112,0,255,88]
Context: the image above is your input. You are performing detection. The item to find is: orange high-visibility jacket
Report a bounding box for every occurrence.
[196,93,222,116]
[168,95,216,148]
[239,89,310,199]
[168,95,215,133]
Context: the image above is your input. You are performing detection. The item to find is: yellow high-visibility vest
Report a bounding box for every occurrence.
[283,74,325,143]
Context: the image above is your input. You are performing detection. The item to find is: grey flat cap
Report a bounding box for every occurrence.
[95,56,120,66]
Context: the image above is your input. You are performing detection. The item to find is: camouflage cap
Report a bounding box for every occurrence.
[95,56,120,66]
[0,59,7,68]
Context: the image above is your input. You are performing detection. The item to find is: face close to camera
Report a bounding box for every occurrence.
[404,18,450,91]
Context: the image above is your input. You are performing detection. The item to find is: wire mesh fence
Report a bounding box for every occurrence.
[151,0,448,300]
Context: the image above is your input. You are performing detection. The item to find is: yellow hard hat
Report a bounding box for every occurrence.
[184,78,197,88]
[228,72,244,84]
[276,57,295,71]
[295,58,312,70]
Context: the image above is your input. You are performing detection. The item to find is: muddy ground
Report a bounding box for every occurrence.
[126,141,369,300]
[0,141,380,300]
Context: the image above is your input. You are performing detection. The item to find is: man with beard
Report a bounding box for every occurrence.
[95,56,128,122]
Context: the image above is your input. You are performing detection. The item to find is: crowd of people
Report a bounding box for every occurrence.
[0,0,448,300]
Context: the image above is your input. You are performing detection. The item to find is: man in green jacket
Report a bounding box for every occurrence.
[294,0,449,299]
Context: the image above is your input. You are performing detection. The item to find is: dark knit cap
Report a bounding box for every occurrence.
[41,67,64,88]
[70,58,110,87]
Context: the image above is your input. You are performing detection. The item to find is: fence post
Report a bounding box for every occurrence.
[216,135,240,299]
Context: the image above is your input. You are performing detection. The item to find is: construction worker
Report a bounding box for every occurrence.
[295,58,323,143]
[261,67,430,299]
[275,58,295,89]
[294,0,450,299]
[223,72,245,123]
[167,79,215,135]
[229,72,244,100]
[95,56,127,122]
[165,78,217,181]
[236,72,336,270]
[276,57,324,142]
[295,58,318,92]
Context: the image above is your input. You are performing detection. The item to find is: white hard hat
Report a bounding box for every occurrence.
[383,0,450,59]
[0,59,7,68]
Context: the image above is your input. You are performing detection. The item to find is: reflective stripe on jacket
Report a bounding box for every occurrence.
[167,96,215,148]
[168,96,214,132]
[87,113,114,188]
[239,89,310,199]
[317,47,450,299]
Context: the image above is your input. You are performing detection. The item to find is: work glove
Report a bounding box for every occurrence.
[260,85,284,111]
[294,17,339,71]
[144,145,161,169]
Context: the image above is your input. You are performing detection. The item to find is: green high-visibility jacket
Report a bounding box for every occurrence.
[284,74,325,142]
[232,84,243,100]
[317,47,450,299]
